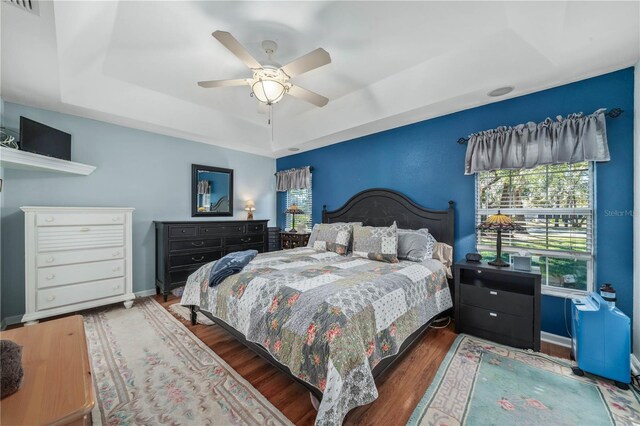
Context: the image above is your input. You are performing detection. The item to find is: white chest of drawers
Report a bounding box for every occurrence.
[21,207,135,323]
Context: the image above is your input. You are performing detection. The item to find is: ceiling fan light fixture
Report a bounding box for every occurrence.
[252,78,287,105]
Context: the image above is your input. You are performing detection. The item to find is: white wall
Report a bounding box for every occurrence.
[634,61,640,370]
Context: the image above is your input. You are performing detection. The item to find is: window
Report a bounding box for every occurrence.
[285,175,312,231]
[476,162,594,294]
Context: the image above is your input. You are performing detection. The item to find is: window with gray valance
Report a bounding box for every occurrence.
[276,166,312,192]
[464,108,611,175]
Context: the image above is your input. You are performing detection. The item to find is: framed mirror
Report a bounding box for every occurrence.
[191,164,234,217]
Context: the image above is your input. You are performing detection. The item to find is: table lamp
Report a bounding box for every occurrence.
[285,204,304,233]
[244,200,255,220]
[477,211,524,267]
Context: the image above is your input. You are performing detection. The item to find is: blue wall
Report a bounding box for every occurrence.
[1,102,276,324]
[277,68,635,337]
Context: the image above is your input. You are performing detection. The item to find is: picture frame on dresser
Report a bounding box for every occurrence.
[21,207,135,324]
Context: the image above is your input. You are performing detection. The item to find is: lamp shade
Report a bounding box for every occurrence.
[244,200,255,212]
[285,204,304,215]
[477,211,524,231]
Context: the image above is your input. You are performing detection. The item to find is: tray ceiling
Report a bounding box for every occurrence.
[2,1,638,158]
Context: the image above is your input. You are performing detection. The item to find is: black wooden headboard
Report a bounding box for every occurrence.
[321,188,455,249]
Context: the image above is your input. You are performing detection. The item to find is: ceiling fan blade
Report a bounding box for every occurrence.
[257,102,269,114]
[212,31,262,69]
[288,85,329,107]
[197,79,249,88]
[280,48,331,77]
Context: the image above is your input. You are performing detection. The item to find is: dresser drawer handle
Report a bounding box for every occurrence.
[241,237,251,243]
[112,251,121,257]
[80,227,91,232]
[46,274,55,280]
[182,229,187,233]
[191,241,204,247]
[489,291,498,296]
[489,312,498,317]
[112,266,121,272]
[113,285,121,291]
[46,257,55,263]
[204,229,209,232]
[112,216,120,222]
[477,270,482,274]
[192,256,205,262]
[45,217,54,222]
[46,295,56,301]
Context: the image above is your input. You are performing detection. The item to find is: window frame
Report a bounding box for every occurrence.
[475,162,596,297]
[284,176,312,231]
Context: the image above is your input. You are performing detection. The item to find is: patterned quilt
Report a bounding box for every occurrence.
[181,247,452,425]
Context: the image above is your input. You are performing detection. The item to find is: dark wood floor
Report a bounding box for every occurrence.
[156,294,570,425]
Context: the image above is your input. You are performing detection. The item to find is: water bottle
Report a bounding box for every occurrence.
[600,283,616,308]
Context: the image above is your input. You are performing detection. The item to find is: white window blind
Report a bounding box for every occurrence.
[476,162,594,293]
[285,175,312,231]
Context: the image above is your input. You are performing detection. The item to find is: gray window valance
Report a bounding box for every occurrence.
[276,166,312,192]
[464,108,610,175]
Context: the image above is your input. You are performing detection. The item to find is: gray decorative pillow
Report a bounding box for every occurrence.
[397,228,437,262]
[307,222,361,249]
[352,222,399,263]
[310,223,353,255]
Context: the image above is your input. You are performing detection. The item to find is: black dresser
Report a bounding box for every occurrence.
[155,220,268,301]
[267,227,281,252]
[454,260,541,351]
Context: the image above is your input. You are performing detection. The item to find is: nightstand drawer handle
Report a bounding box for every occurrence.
[489,312,498,317]
[192,256,204,262]
[191,241,204,247]
[489,291,498,296]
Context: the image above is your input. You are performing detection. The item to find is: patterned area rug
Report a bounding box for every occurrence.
[84,297,292,425]
[408,334,640,426]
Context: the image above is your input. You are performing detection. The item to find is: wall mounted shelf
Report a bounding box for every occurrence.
[0,147,96,175]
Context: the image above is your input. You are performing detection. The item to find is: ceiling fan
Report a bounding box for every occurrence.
[198,31,331,108]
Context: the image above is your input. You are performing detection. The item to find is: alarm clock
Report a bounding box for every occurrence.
[465,253,482,263]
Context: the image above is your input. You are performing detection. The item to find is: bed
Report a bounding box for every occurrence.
[181,188,455,425]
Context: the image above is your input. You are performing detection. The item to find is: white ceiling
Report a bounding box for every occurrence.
[2,1,639,158]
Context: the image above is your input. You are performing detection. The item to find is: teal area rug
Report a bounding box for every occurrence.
[408,335,640,425]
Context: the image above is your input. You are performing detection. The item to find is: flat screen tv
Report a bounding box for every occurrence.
[19,116,71,161]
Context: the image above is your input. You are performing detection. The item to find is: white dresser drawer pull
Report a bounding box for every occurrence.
[113,285,121,290]
[477,270,482,274]
[46,257,55,263]
[45,217,54,223]
[112,216,120,222]
[46,274,55,280]
[489,312,498,317]
[46,295,56,301]
[112,266,121,272]
[489,290,498,296]
[80,227,91,232]
[112,251,121,257]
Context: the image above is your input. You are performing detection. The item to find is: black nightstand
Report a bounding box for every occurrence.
[280,232,310,249]
[454,260,541,351]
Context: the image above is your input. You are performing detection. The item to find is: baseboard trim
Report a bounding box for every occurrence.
[632,354,640,376]
[135,289,157,298]
[1,314,25,330]
[541,331,572,348]
[0,288,157,330]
